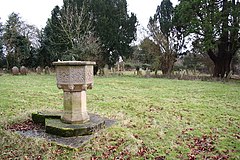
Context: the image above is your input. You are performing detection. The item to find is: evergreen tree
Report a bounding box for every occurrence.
[38,26,59,67]
[174,0,240,77]
[91,0,137,67]
[42,0,101,64]
[3,13,31,69]
[139,38,161,74]
[3,13,22,69]
[42,0,137,70]
[147,0,183,75]
[0,19,4,68]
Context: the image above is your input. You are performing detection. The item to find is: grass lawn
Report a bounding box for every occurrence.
[0,73,239,159]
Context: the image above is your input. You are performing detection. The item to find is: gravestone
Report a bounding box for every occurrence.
[103,64,109,76]
[12,66,19,75]
[36,66,42,74]
[44,66,50,75]
[20,66,27,75]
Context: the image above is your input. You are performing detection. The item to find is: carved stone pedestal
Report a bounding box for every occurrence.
[62,91,89,123]
[53,61,95,124]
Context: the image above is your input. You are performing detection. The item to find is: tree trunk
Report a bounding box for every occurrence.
[162,70,167,75]
[94,65,98,75]
[211,0,235,78]
[209,50,233,78]
[161,54,175,75]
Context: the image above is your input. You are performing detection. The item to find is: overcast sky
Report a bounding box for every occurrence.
[0,0,178,41]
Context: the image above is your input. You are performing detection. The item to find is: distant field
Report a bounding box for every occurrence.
[0,74,239,159]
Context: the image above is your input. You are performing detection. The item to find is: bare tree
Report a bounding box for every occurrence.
[48,0,101,61]
[148,18,178,75]
[21,23,41,48]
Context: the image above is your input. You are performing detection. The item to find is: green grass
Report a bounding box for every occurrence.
[0,74,240,159]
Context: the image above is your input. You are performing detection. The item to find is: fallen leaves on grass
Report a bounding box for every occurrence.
[6,119,43,131]
[89,136,164,160]
[178,128,230,160]
[187,134,217,159]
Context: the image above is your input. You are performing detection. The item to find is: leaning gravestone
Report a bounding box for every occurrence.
[12,66,19,75]
[20,66,27,75]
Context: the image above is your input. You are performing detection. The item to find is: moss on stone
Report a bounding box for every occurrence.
[32,112,45,125]
[32,112,106,137]
[45,118,105,137]
[32,112,62,125]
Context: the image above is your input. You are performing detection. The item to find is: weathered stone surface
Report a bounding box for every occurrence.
[36,66,42,74]
[12,66,19,75]
[53,61,96,123]
[44,66,50,74]
[17,112,115,148]
[103,64,109,76]
[20,66,27,75]
[54,65,94,91]
[62,91,89,124]
[32,112,62,125]
[45,115,105,137]
[31,112,110,137]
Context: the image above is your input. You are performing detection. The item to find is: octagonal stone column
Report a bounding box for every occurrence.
[53,61,96,124]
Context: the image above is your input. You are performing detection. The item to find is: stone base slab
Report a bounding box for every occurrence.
[32,112,62,125]
[32,112,107,137]
[46,116,105,137]
[10,112,115,148]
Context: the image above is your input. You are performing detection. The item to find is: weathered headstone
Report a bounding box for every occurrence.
[36,66,41,74]
[103,64,109,76]
[12,66,19,75]
[20,66,27,75]
[44,66,50,75]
